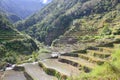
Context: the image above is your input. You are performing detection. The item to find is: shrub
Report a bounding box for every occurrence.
[101,26,112,35]
[5,51,17,64]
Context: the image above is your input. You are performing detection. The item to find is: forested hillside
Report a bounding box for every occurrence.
[0,14,39,69]
[16,0,120,45]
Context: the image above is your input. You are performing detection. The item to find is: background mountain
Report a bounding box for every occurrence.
[16,0,120,46]
[0,0,52,20]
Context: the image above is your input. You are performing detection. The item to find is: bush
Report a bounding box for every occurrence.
[5,51,17,64]
[0,45,6,58]
[101,26,112,35]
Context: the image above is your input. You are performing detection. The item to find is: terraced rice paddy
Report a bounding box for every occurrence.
[24,63,57,80]
[2,70,26,80]
[39,59,81,77]
[2,38,120,80]
[59,56,96,70]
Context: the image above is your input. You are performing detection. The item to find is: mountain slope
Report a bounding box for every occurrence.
[16,0,119,45]
[0,0,52,19]
[0,14,39,69]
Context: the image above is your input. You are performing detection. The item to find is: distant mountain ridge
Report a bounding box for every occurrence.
[0,0,52,19]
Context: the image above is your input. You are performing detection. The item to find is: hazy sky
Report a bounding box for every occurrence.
[43,0,48,3]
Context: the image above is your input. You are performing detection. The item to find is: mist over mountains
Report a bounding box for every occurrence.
[0,0,52,19]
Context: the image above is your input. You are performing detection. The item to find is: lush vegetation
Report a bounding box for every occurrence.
[15,0,119,45]
[70,49,120,80]
[0,14,39,69]
[52,2,120,49]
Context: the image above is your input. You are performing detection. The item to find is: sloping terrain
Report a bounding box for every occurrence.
[0,14,39,69]
[2,37,120,80]
[16,0,120,45]
[52,0,120,52]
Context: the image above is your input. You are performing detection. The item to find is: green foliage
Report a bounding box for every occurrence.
[94,0,113,13]
[113,27,120,35]
[4,39,38,54]
[15,0,118,45]
[112,49,120,66]
[55,72,63,80]
[32,51,39,62]
[0,14,12,29]
[39,48,50,53]
[101,26,112,35]
[73,49,120,80]
[0,14,39,68]
[0,45,7,58]
[5,51,17,64]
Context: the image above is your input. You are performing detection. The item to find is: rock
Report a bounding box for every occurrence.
[51,52,60,58]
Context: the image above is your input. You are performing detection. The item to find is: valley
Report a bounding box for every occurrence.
[0,0,120,80]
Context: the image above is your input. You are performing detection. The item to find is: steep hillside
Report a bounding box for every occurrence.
[16,0,120,45]
[0,14,39,69]
[52,11,120,51]
[0,0,52,19]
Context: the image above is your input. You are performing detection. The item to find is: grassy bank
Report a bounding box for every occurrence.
[69,49,120,80]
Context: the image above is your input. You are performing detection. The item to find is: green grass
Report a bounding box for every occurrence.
[70,49,120,80]
[39,62,66,80]
[38,48,51,53]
